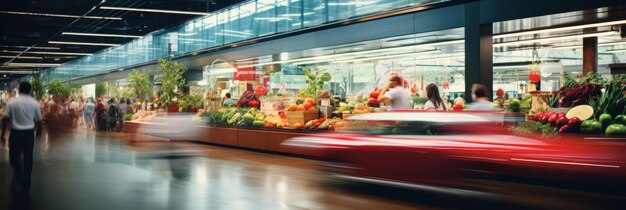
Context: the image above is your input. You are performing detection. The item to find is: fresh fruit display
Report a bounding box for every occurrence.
[304,117,343,130]
[368,89,381,107]
[248,99,260,108]
[566,105,594,121]
[496,89,504,98]
[297,104,306,111]
[351,104,371,114]
[558,83,602,107]
[294,123,303,129]
[599,113,613,128]
[253,120,265,127]
[288,103,298,111]
[580,120,603,134]
[605,124,626,136]
[302,102,313,110]
[614,115,626,125]
[305,97,315,105]
[453,100,464,112]
[243,113,255,125]
[255,86,268,95]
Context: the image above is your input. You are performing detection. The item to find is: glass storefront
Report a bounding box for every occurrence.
[200,27,466,106]
[41,0,451,82]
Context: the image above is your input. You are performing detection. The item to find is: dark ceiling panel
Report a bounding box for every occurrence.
[0,0,241,80]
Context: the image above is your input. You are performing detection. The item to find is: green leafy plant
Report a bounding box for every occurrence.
[590,75,626,119]
[156,59,188,104]
[123,113,133,121]
[510,121,558,137]
[128,70,152,100]
[412,96,429,105]
[46,79,71,96]
[31,74,45,100]
[96,81,107,98]
[299,68,331,98]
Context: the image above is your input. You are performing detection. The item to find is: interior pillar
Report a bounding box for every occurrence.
[464,2,493,102]
[582,36,598,75]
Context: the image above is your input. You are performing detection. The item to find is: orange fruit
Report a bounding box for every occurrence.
[305,98,315,105]
[302,102,312,110]
[288,103,298,111]
[294,123,303,129]
[297,104,306,111]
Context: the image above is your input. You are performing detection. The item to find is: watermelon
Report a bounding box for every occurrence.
[253,120,265,127]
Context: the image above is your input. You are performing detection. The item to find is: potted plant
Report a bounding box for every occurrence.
[31,74,45,100]
[128,70,153,100]
[156,59,187,112]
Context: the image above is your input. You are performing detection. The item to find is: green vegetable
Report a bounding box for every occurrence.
[243,113,255,125]
[614,115,626,125]
[296,99,305,104]
[581,120,603,134]
[605,124,626,136]
[253,120,265,127]
[599,113,613,128]
[228,112,242,125]
[320,72,332,81]
[255,113,265,121]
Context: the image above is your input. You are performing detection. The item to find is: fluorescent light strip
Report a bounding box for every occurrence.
[1,50,92,56]
[330,50,441,64]
[100,6,210,16]
[215,32,249,38]
[328,1,380,6]
[607,49,626,53]
[236,40,462,68]
[0,10,121,20]
[494,19,626,39]
[220,29,252,35]
[552,41,626,50]
[493,31,617,47]
[0,56,43,59]
[0,71,37,74]
[48,41,121,47]
[62,32,142,38]
[4,63,61,67]
[0,45,60,50]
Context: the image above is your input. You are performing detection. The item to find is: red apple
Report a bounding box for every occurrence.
[534,112,544,121]
[556,116,569,128]
[548,113,559,125]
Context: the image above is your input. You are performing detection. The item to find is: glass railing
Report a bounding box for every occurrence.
[42,0,450,82]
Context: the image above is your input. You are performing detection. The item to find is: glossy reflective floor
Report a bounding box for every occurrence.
[0,130,622,210]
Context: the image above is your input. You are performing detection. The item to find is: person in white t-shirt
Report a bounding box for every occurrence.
[378,74,412,110]
[423,83,448,111]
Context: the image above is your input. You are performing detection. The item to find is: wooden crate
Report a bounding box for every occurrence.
[286,108,319,125]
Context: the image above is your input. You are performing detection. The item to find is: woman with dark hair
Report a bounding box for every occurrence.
[423,83,447,111]
[467,83,497,111]
[94,99,106,131]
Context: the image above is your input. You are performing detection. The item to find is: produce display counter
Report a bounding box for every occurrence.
[123,121,318,156]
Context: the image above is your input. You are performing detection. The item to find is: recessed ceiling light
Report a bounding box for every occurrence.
[3,63,62,67]
[1,50,93,56]
[0,45,60,50]
[0,56,43,59]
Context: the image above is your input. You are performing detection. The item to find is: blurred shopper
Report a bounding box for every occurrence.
[117,97,128,130]
[236,83,258,108]
[378,74,411,110]
[78,98,85,127]
[85,98,95,129]
[222,93,235,107]
[69,98,79,128]
[423,83,447,111]
[467,84,497,111]
[1,82,42,192]
[94,99,106,131]
[107,99,117,132]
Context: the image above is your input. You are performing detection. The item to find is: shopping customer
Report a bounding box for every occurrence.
[1,81,42,192]
[107,99,117,132]
[467,84,497,111]
[222,93,235,107]
[85,98,95,129]
[377,74,412,110]
[94,99,106,131]
[117,97,128,130]
[423,83,447,111]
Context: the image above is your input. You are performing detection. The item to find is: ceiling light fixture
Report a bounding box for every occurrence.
[493,31,618,47]
[48,41,121,47]
[0,10,121,20]
[100,6,210,16]
[0,55,43,59]
[607,49,626,53]
[552,41,626,50]
[0,45,60,50]
[0,50,93,56]
[62,32,142,38]
[236,40,462,68]
[493,19,626,39]
[3,63,62,67]
[0,71,38,74]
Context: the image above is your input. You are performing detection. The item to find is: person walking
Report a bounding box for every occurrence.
[94,99,106,131]
[116,97,128,131]
[107,99,117,132]
[85,98,95,129]
[1,82,42,192]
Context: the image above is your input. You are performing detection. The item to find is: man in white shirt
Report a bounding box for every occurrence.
[2,82,42,192]
[378,74,412,110]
